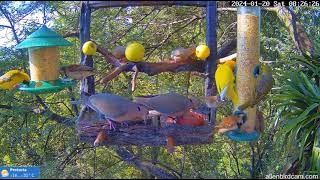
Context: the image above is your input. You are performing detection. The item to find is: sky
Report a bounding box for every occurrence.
[0,1,54,47]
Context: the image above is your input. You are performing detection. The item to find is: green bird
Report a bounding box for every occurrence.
[233,63,274,115]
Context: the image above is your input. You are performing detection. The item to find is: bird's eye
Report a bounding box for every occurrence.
[137,106,141,111]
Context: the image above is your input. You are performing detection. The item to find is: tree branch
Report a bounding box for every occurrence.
[273,6,314,55]
[111,146,177,179]
[0,24,11,29]
[63,31,79,38]
[95,37,236,81]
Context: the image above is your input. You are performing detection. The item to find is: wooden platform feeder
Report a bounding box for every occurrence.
[225,7,261,141]
[77,107,213,146]
[15,25,76,94]
[77,1,217,147]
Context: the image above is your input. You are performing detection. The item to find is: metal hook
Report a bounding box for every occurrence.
[43,1,46,25]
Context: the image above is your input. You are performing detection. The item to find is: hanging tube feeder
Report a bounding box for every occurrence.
[15,25,76,94]
[225,7,261,141]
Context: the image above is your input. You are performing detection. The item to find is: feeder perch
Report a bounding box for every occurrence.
[76,107,213,146]
[227,7,261,141]
[15,25,76,94]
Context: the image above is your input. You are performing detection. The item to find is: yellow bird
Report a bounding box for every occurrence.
[215,61,239,105]
[0,70,30,90]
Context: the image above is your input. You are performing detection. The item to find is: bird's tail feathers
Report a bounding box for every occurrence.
[219,86,229,101]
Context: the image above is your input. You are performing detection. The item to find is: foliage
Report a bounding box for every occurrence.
[273,54,320,172]
[0,1,319,179]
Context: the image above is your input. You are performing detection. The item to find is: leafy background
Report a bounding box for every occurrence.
[0,2,319,178]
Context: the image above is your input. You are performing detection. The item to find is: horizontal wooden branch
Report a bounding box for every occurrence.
[63,31,79,38]
[89,1,207,9]
[111,146,178,179]
[96,38,236,78]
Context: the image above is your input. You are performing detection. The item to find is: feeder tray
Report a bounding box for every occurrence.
[18,78,76,94]
[224,129,260,142]
[76,108,213,146]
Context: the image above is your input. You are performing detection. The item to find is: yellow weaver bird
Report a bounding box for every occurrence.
[215,60,239,105]
[0,69,30,90]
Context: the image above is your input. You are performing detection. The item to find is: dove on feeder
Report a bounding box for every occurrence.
[135,93,199,122]
[81,93,149,130]
[60,64,95,80]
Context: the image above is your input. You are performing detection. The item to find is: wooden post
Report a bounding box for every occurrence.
[236,7,261,133]
[80,1,95,95]
[205,1,217,125]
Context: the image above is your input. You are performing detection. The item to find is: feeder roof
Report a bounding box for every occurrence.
[15,25,72,49]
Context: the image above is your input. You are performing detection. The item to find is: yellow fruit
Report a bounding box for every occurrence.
[82,41,97,55]
[125,42,145,62]
[196,45,210,60]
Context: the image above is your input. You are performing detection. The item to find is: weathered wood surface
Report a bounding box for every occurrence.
[89,1,207,9]
[77,108,213,146]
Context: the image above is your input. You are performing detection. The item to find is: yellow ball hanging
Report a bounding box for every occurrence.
[196,45,210,60]
[82,41,97,55]
[125,42,145,62]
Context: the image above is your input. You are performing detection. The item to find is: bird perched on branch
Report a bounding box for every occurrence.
[215,114,246,134]
[80,93,149,130]
[0,69,30,90]
[135,93,199,122]
[112,45,127,63]
[215,61,239,105]
[233,63,274,115]
[112,45,126,59]
[60,64,95,80]
[170,46,196,63]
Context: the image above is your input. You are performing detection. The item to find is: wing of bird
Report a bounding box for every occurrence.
[89,93,130,119]
[0,75,12,84]
[234,64,273,113]
[215,64,238,105]
[142,93,192,116]
[66,64,95,72]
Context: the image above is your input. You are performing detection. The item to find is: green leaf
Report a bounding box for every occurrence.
[299,125,315,160]
[300,72,320,97]
[282,103,319,134]
[311,128,320,171]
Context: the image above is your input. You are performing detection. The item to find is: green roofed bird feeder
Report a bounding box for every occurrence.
[15,25,76,94]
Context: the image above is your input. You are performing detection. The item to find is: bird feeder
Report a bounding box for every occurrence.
[225,7,261,141]
[15,25,76,94]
